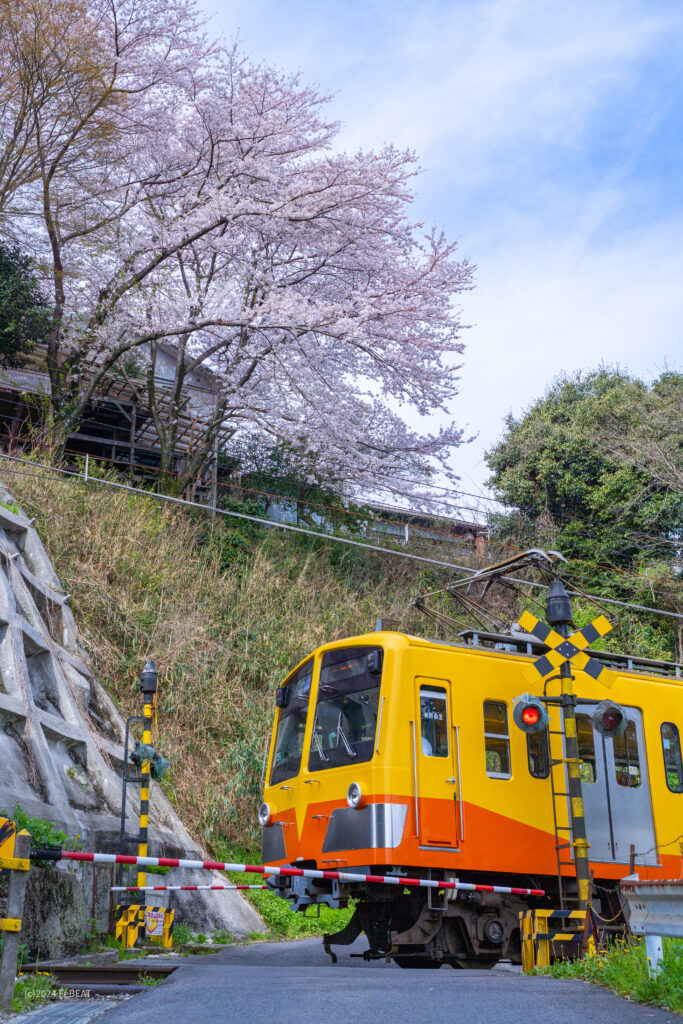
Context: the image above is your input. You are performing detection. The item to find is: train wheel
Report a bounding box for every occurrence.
[393,956,442,969]
[449,957,499,970]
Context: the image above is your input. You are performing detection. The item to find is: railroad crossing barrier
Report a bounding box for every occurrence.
[621,877,683,976]
[0,818,31,1011]
[520,908,587,972]
[34,848,545,897]
[112,884,267,891]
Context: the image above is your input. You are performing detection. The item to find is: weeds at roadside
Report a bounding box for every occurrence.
[536,937,683,1013]
[138,973,163,987]
[99,935,146,961]
[12,972,53,1013]
[172,922,193,947]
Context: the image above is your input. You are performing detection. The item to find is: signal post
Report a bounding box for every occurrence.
[137,660,157,890]
[551,593,591,914]
[515,581,619,915]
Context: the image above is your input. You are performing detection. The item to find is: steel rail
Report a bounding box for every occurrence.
[20,963,177,986]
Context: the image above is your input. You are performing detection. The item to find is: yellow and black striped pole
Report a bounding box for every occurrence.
[547,582,590,912]
[137,661,158,891]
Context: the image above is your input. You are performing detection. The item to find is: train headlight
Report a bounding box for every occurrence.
[258,802,271,827]
[346,782,364,809]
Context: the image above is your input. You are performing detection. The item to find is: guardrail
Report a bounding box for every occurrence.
[621,877,683,976]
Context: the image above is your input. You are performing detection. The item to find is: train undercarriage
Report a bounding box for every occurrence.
[268,866,626,968]
[269,868,538,969]
[324,889,526,969]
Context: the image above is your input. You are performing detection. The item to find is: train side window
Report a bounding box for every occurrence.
[613,720,641,788]
[576,714,597,784]
[420,687,449,757]
[483,701,511,779]
[661,723,683,793]
[527,730,549,779]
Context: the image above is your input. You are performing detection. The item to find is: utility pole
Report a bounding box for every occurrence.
[137,660,157,890]
[546,580,591,912]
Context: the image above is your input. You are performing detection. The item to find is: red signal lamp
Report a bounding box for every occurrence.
[513,693,549,734]
[521,706,541,726]
[592,699,628,738]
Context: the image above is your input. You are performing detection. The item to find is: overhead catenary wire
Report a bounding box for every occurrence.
[17,429,682,589]
[38,441,683,589]
[1,450,682,623]
[0,388,677,541]
[0,395,677,579]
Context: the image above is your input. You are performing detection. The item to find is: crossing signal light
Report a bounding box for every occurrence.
[512,694,550,735]
[131,741,170,780]
[592,700,628,738]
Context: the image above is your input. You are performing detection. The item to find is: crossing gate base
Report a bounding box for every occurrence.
[520,909,587,972]
[114,904,174,949]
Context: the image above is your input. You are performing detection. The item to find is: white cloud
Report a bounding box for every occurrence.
[451,213,683,490]
[203,0,683,493]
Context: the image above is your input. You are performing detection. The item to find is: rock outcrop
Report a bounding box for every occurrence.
[0,481,262,938]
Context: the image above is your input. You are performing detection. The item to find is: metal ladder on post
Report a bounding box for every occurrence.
[547,703,576,909]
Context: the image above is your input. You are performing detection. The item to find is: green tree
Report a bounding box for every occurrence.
[0,243,50,367]
[485,368,683,659]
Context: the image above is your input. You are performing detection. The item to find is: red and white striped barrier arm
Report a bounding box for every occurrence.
[111,884,267,892]
[51,851,545,897]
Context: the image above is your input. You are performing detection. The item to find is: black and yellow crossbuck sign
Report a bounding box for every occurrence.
[518,610,615,688]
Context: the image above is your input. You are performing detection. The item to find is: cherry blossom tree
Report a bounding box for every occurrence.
[0,0,474,503]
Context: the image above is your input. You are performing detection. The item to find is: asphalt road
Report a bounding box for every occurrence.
[98,938,680,1024]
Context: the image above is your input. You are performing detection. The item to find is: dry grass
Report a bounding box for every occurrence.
[2,462,461,851]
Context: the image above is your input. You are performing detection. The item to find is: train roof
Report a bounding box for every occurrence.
[312,628,682,683]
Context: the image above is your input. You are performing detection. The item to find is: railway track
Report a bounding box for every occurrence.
[20,961,178,994]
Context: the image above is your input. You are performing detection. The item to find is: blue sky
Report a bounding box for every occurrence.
[200,0,683,501]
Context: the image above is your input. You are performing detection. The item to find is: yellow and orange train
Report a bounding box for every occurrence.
[259,627,683,967]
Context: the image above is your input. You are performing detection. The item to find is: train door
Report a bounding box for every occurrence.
[575,705,658,866]
[415,678,459,849]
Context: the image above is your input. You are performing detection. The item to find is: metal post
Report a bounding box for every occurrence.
[136,660,157,892]
[129,404,137,469]
[118,714,145,888]
[210,450,218,518]
[137,698,153,890]
[548,580,590,913]
[645,935,664,977]
[0,830,31,1011]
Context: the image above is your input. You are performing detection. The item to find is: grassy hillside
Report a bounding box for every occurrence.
[4,462,451,854]
[6,460,672,868]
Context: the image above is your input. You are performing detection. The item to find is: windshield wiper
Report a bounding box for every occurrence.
[336,712,357,758]
[313,728,330,762]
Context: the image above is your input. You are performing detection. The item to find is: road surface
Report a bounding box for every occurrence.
[94,937,679,1024]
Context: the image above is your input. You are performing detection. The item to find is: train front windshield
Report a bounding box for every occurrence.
[270,659,313,785]
[308,646,383,771]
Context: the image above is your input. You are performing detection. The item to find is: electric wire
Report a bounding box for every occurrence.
[2,450,682,624]
[2,389,678,541]
[2,423,679,592]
